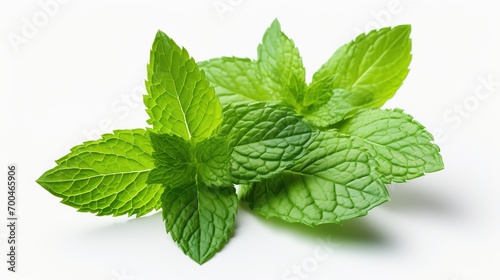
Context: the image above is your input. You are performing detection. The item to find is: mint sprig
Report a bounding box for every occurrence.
[241,130,389,225]
[38,20,444,265]
[37,129,162,217]
[337,108,444,183]
[199,21,413,128]
[199,19,443,225]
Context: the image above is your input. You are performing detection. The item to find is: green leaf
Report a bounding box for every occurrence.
[337,108,444,183]
[302,88,373,127]
[148,133,232,187]
[199,23,412,129]
[148,102,316,186]
[257,19,307,106]
[301,75,336,108]
[162,182,237,264]
[220,102,317,183]
[147,132,195,187]
[145,30,222,142]
[197,57,272,102]
[312,25,412,109]
[242,131,388,225]
[194,136,233,186]
[37,129,163,217]
[198,19,306,108]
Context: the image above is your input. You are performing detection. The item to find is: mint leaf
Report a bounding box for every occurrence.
[220,102,317,183]
[200,23,412,129]
[148,133,232,187]
[311,25,412,109]
[199,19,306,107]
[149,102,316,187]
[37,129,162,217]
[147,132,195,187]
[162,182,237,264]
[37,22,444,265]
[144,32,240,264]
[197,57,272,103]
[302,88,372,127]
[194,136,232,186]
[145,30,222,141]
[337,109,444,183]
[242,131,388,225]
[257,19,306,106]
[301,75,336,108]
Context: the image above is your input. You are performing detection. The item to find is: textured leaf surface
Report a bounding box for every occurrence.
[199,19,306,107]
[148,133,232,187]
[302,88,372,127]
[145,30,222,141]
[147,132,195,187]
[302,75,336,108]
[197,57,271,102]
[37,129,162,217]
[242,131,388,225]
[199,23,412,129]
[162,183,237,264]
[337,109,444,183]
[257,19,306,105]
[220,102,317,183]
[312,25,412,109]
[194,136,232,186]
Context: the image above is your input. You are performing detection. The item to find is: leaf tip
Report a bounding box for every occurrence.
[155,29,168,39]
[271,18,281,27]
[395,24,411,32]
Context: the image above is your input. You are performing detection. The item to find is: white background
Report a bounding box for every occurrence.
[1,0,500,279]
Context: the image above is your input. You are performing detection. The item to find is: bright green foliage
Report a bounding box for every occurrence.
[242,131,388,225]
[145,30,222,141]
[37,129,163,217]
[311,25,412,107]
[220,102,317,183]
[147,133,196,187]
[302,88,369,127]
[257,19,306,105]
[304,25,412,127]
[194,136,233,187]
[147,130,237,264]
[145,31,238,264]
[162,183,237,264]
[38,21,444,265]
[198,19,307,107]
[147,132,232,187]
[200,20,442,226]
[144,30,318,263]
[197,57,271,104]
[199,23,412,128]
[337,109,444,183]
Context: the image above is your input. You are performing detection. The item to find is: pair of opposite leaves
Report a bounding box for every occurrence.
[37,20,443,264]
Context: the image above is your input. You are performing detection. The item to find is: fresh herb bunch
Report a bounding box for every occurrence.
[37,20,443,264]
